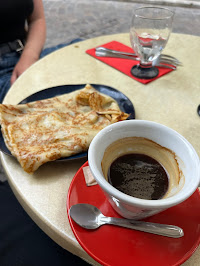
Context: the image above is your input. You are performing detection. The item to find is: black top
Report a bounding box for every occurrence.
[0,0,34,44]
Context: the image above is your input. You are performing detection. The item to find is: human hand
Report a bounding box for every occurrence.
[10,51,39,85]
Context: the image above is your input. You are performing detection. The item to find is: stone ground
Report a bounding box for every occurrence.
[43,0,200,48]
[0,0,200,181]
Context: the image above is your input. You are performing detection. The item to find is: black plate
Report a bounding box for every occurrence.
[0,84,135,160]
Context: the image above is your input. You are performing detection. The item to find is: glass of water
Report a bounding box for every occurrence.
[130,6,174,79]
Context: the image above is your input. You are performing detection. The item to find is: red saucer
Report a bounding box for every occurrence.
[67,161,200,266]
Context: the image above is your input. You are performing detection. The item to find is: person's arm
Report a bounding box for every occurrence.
[10,0,46,85]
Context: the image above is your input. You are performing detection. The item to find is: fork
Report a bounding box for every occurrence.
[95,50,178,70]
[95,47,182,65]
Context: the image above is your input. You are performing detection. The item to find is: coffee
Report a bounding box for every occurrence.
[101,137,184,200]
[107,153,169,200]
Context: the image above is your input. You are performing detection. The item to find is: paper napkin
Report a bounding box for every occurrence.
[86,40,174,84]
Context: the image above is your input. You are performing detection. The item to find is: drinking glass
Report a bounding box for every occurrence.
[130,6,174,79]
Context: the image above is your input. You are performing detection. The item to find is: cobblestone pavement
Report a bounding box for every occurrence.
[1,0,200,181]
[43,0,200,48]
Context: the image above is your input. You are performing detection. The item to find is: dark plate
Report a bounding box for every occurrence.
[0,84,135,160]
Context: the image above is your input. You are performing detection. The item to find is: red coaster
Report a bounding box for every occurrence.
[86,41,174,84]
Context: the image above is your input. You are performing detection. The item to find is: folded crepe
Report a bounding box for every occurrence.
[0,84,129,173]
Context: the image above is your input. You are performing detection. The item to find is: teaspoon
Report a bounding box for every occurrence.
[69,203,184,238]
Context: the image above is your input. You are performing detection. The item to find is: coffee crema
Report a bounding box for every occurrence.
[101,137,184,199]
[108,153,169,200]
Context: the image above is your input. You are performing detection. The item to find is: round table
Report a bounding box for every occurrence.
[1,33,200,265]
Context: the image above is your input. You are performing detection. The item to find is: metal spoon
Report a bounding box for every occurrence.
[69,203,184,238]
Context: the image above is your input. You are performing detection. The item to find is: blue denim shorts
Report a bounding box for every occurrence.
[0,38,83,103]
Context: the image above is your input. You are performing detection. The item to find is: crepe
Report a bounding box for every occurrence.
[0,84,129,173]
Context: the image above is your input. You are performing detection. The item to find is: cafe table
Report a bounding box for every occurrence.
[1,33,200,265]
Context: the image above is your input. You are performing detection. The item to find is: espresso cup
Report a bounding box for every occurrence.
[88,120,200,219]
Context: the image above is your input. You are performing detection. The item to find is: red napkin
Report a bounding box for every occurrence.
[86,41,173,84]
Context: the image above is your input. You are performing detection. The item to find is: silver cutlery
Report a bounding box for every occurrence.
[96,47,182,65]
[69,203,184,238]
[96,50,176,70]
[95,47,182,70]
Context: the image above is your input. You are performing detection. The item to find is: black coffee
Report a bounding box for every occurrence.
[108,153,169,200]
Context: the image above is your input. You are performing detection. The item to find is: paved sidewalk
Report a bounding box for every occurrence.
[96,0,200,8]
[0,0,200,181]
[43,0,200,48]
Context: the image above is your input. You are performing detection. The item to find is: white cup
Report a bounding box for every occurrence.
[88,120,200,219]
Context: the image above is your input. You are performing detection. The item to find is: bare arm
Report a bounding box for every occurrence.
[11,0,46,84]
